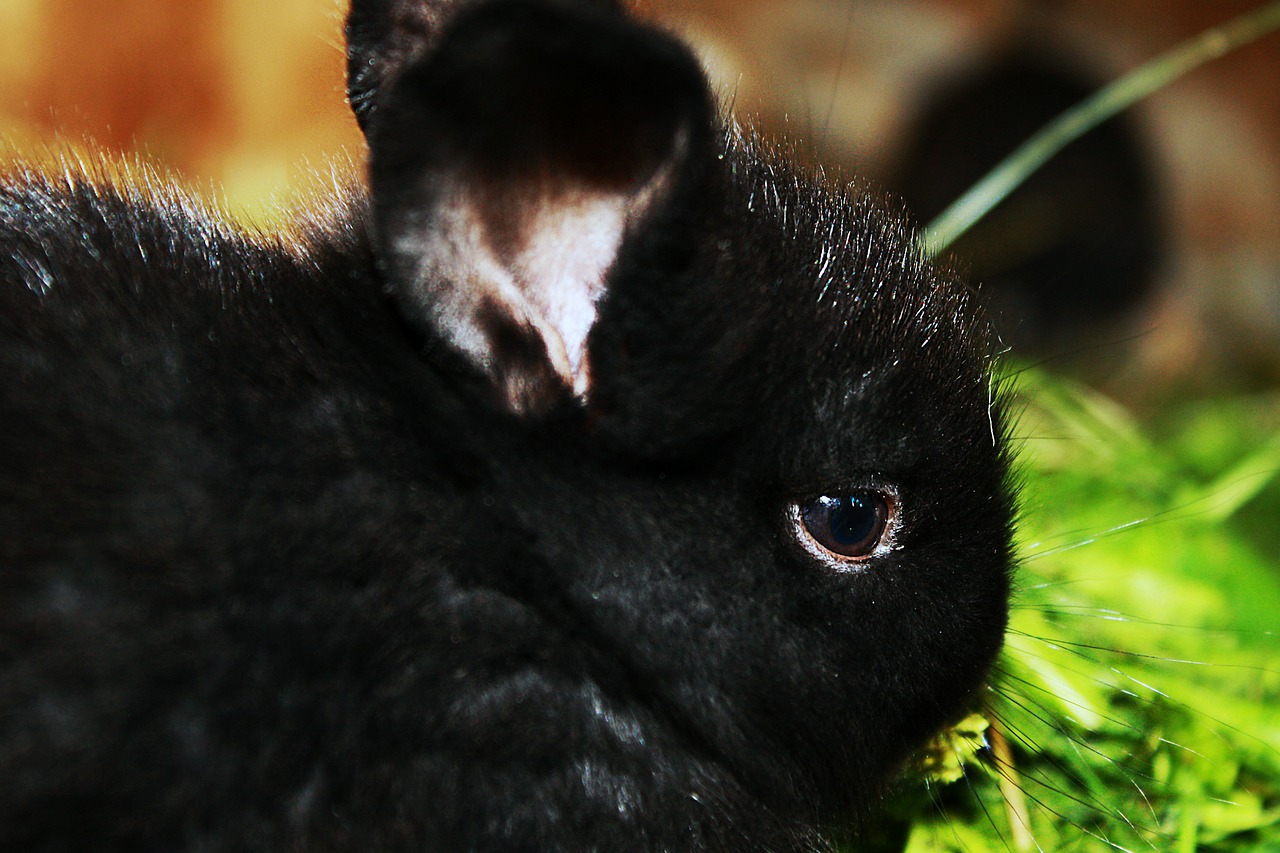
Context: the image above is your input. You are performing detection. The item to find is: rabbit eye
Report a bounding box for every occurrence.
[790,491,895,566]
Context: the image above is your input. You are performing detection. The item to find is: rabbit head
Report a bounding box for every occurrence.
[343,0,1017,836]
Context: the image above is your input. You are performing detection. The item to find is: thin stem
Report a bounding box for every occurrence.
[921,1,1280,258]
[990,719,1037,853]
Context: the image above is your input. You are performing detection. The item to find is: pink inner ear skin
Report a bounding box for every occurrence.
[389,185,623,411]
[509,189,627,393]
[465,148,679,407]
[387,121,686,416]
[503,145,681,400]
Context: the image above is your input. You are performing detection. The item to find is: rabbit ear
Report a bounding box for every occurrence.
[356,0,711,415]
[346,0,626,130]
[346,0,445,133]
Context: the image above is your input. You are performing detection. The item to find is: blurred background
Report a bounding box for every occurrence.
[0,0,360,213]
[1,0,1279,403]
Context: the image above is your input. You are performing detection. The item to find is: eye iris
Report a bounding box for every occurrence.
[799,492,890,560]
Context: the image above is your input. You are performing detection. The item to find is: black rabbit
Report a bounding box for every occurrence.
[0,0,1015,849]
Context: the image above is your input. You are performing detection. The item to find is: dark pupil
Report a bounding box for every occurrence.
[801,493,887,558]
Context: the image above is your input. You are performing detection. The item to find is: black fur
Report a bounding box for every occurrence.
[0,1,1015,850]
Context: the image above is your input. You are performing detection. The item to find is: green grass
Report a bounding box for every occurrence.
[898,370,1280,851]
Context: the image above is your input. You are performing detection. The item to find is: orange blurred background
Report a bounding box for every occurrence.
[2,0,1278,391]
[0,0,362,219]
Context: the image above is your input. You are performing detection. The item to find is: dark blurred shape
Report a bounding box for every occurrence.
[894,51,1163,359]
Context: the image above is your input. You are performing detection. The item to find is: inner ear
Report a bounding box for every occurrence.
[470,179,648,391]
[366,0,712,416]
